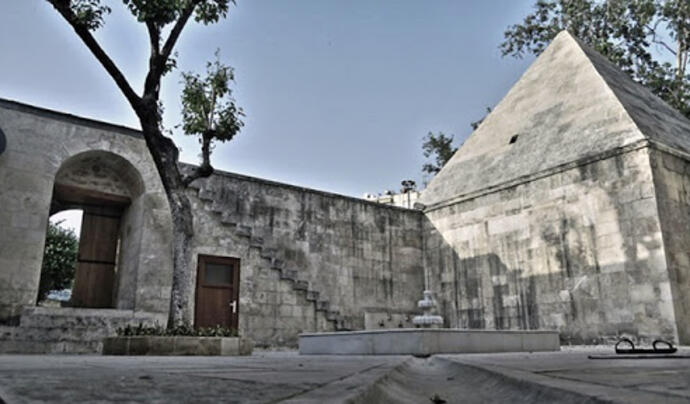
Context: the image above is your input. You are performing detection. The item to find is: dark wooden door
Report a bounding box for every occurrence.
[195,255,240,329]
[71,210,120,308]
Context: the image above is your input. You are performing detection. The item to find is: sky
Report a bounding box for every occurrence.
[1,1,537,232]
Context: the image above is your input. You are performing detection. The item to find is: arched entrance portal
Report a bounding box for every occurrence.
[48,151,144,309]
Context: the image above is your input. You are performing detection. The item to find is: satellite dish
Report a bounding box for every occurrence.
[0,128,5,156]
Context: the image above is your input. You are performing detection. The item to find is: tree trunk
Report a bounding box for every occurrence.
[137,111,196,328]
[167,189,195,327]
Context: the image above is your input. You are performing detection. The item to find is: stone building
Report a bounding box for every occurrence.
[421,31,690,345]
[1,31,689,352]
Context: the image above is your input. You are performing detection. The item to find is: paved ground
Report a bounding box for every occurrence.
[0,348,688,403]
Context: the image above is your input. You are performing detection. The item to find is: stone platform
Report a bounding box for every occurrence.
[0,306,165,354]
[299,328,560,355]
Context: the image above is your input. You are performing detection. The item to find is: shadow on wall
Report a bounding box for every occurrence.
[424,151,678,344]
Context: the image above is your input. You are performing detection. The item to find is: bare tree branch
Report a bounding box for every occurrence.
[143,20,162,97]
[47,0,141,110]
[646,23,678,56]
[143,0,201,96]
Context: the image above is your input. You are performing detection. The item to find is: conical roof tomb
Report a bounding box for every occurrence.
[420,30,690,208]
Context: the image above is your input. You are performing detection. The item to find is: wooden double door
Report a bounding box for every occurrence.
[71,209,121,308]
[195,255,240,329]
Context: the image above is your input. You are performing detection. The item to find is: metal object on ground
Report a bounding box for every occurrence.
[589,355,690,359]
[615,338,677,354]
[588,337,688,359]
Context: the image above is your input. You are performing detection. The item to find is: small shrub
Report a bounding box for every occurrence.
[118,323,238,337]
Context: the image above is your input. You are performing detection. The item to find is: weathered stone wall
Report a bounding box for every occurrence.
[0,100,172,321]
[650,148,690,344]
[0,100,424,348]
[423,146,679,344]
[189,171,425,347]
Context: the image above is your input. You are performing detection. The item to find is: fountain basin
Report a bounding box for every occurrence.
[299,328,559,355]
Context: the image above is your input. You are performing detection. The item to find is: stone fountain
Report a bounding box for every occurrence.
[299,265,559,355]
[412,290,443,328]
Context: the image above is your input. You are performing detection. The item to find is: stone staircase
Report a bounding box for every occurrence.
[190,183,351,331]
[0,306,165,354]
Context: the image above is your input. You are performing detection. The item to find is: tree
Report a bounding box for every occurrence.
[422,132,458,176]
[470,107,492,131]
[46,0,244,327]
[501,0,690,118]
[38,221,78,302]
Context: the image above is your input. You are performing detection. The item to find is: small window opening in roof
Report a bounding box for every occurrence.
[509,134,519,144]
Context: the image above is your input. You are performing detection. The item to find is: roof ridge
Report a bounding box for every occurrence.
[420,30,651,206]
[559,31,647,143]
[570,34,690,155]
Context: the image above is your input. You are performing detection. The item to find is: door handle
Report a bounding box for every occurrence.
[229,300,237,314]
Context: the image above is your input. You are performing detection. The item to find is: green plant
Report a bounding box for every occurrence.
[38,220,78,301]
[118,323,238,337]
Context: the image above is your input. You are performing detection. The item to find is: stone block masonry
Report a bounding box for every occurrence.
[188,169,426,347]
[650,148,690,343]
[0,99,172,322]
[423,147,679,344]
[0,98,425,350]
[5,30,690,351]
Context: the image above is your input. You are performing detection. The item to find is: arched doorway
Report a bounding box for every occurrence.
[47,150,144,309]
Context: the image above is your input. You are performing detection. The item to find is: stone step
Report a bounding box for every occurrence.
[220,212,239,226]
[197,189,216,202]
[209,203,225,214]
[0,308,166,354]
[260,247,277,260]
[335,319,352,331]
[280,269,297,281]
[236,225,252,238]
[293,280,309,291]
[249,236,264,248]
[19,307,164,329]
[326,310,340,321]
[0,339,102,354]
[306,290,319,302]
[1,326,115,342]
[316,300,330,312]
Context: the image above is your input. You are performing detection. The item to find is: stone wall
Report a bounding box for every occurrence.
[0,100,172,321]
[423,146,679,344]
[650,148,690,344]
[189,170,425,347]
[0,100,424,348]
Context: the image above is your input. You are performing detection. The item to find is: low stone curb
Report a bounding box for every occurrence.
[299,328,560,355]
[102,336,253,356]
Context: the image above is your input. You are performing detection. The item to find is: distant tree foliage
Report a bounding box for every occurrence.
[422,132,459,176]
[470,107,493,131]
[38,221,78,301]
[501,0,690,118]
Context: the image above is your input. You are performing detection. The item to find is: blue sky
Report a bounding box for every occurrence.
[1,1,535,199]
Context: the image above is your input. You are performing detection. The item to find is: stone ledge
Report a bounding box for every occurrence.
[299,329,559,355]
[103,336,253,356]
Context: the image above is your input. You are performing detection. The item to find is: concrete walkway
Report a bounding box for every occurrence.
[0,348,688,403]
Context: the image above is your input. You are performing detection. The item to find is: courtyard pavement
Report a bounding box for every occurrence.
[0,348,688,403]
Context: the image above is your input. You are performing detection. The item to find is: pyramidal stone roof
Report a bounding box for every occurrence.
[420,30,690,208]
